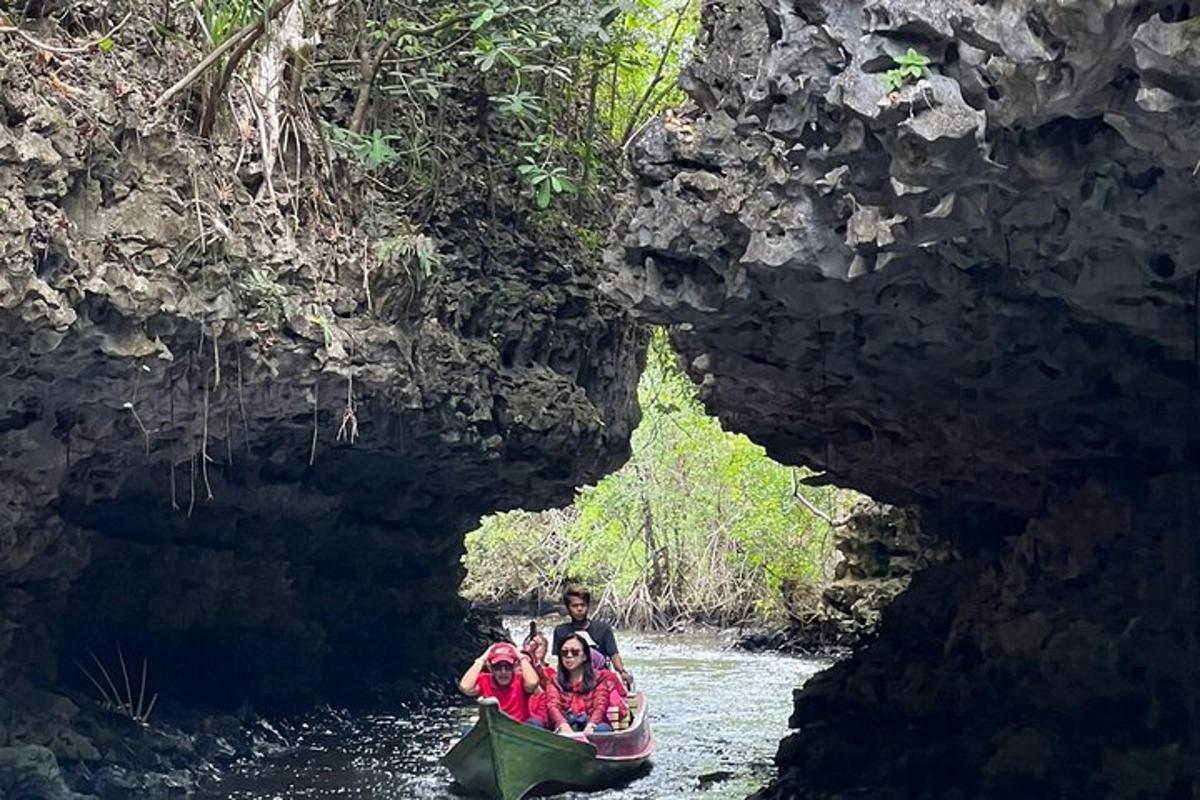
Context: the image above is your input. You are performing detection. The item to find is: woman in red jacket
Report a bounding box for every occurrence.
[547,633,611,735]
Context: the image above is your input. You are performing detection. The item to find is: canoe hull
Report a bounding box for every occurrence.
[442,694,654,800]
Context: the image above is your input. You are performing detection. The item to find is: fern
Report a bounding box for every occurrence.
[377,231,442,278]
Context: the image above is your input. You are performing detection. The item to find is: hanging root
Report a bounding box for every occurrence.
[309,382,319,465]
[122,402,153,454]
[201,373,214,501]
[187,450,197,518]
[335,373,358,444]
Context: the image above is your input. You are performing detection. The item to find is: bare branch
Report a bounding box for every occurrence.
[118,645,134,717]
[137,657,149,720]
[88,649,124,711]
[789,469,850,528]
[620,0,690,145]
[75,659,117,708]
[0,12,132,55]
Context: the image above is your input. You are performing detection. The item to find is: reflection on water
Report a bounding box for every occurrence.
[198,620,829,799]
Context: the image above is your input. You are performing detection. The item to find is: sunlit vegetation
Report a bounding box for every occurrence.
[333,0,702,212]
[145,0,702,230]
[463,332,862,628]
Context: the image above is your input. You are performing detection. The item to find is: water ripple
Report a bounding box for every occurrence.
[199,622,829,799]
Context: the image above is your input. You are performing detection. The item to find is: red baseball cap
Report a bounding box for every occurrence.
[487,643,519,665]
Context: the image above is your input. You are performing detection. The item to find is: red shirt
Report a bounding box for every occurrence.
[477,673,531,722]
[527,666,557,722]
[528,691,548,721]
[546,677,610,728]
[597,668,628,717]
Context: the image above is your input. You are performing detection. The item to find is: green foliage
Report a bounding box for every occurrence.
[377,230,442,278]
[349,0,698,214]
[199,0,260,47]
[182,0,702,221]
[327,126,403,170]
[516,158,577,208]
[463,330,861,627]
[576,227,605,255]
[883,47,932,92]
[239,267,284,305]
[593,0,700,142]
[470,2,503,31]
[307,306,336,350]
[493,90,543,120]
[237,267,296,321]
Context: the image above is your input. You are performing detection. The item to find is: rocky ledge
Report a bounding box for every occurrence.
[612,0,1200,796]
[741,501,953,654]
[0,7,643,795]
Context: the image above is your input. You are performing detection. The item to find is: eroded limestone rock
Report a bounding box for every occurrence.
[612,0,1200,796]
[0,9,644,787]
[816,502,952,644]
[0,745,94,800]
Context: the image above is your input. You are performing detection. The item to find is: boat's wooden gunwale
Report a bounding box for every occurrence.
[442,692,654,799]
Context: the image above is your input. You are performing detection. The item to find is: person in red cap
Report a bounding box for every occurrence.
[458,642,540,723]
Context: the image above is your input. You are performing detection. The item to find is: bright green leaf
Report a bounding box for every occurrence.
[470,7,495,30]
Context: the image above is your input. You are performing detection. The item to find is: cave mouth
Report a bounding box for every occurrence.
[51,446,484,713]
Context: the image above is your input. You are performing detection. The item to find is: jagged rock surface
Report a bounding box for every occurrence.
[818,503,952,643]
[796,502,953,648]
[741,502,953,653]
[0,10,643,794]
[611,0,1200,796]
[763,480,1200,799]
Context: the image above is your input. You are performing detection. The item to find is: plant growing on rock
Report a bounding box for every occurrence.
[377,230,442,279]
[237,267,294,321]
[76,646,158,725]
[883,47,932,92]
[516,157,577,208]
[327,126,403,170]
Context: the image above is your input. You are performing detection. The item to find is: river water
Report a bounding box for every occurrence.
[199,620,829,800]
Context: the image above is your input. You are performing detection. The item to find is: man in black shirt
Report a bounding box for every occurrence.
[551,585,633,688]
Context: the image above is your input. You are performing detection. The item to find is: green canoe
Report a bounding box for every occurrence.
[442,693,654,800]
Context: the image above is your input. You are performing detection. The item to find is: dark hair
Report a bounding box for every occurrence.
[562,585,591,606]
[556,633,596,692]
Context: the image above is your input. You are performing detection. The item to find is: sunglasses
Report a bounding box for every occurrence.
[491,662,515,670]
[560,648,584,656]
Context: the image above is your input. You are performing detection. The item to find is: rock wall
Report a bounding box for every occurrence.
[0,0,643,764]
[611,0,1200,796]
[765,479,1200,798]
[799,501,953,648]
[742,502,953,653]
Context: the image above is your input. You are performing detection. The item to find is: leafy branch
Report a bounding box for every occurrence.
[516,156,576,208]
[348,0,561,133]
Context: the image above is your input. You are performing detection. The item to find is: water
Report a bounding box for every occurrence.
[198,621,829,799]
